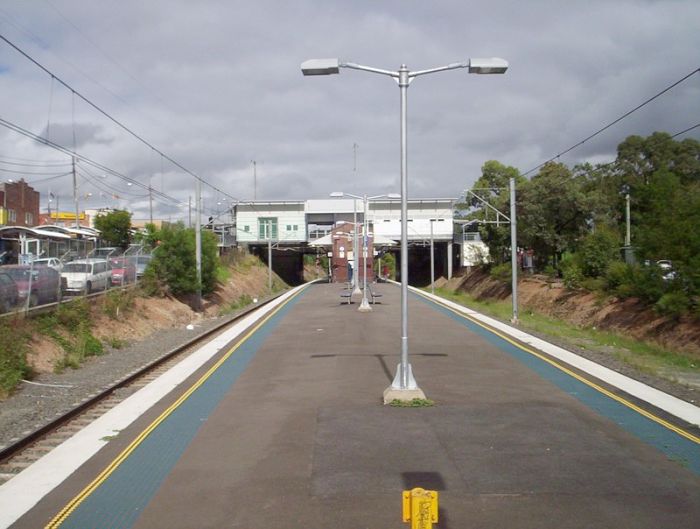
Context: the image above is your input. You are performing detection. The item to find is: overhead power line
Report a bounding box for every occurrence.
[0,32,243,205]
[0,115,185,208]
[522,66,700,177]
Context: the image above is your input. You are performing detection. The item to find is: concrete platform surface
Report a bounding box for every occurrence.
[9,282,700,528]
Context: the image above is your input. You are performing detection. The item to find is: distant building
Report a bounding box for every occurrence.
[38,211,91,228]
[0,179,40,228]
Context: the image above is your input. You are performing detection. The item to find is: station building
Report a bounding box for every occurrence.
[232,198,469,286]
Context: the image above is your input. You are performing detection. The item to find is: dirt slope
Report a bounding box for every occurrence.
[448,269,700,357]
[27,259,281,374]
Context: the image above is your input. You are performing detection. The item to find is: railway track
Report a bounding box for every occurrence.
[0,292,284,486]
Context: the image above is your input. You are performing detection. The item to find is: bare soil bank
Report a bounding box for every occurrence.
[27,260,281,374]
[443,269,700,359]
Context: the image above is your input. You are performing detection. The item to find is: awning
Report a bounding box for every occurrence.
[308,232,396,247]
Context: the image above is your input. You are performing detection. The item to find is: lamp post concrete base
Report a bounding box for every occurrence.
[383,363,426,404]
[383,387,426,404]
[358,297,372,312]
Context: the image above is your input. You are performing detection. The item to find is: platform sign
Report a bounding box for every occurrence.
[402,488,438,528]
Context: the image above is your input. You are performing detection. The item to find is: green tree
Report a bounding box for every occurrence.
[148,223,220,296]
[518,162,595,267]
[459,160,525,263]
[94,210,132,248]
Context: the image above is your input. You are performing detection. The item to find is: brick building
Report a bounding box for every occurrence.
[0,179,40,227]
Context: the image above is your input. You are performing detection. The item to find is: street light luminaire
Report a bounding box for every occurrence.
[301,58,340,76]
[305,56,507,402]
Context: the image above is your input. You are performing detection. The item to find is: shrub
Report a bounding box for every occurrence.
[0,319,30,395]
[605,261,631,292]
[655,291,691,318]
[102,289,135,319]
[578,230,620,278]
[560,252,583,289]
[150,223,220,296]
[489,263,512,282]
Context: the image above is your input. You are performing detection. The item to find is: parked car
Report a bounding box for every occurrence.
[1,265,62,306]
[135,255,153,278]
[33,257,63,272]
[61,259,112,294]
[0,271,18,312]
[656,260,677,281]
[109,257,137,286]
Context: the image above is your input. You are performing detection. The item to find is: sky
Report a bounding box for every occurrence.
[0,0,698,223]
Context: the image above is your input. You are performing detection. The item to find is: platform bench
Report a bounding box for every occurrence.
[340,290,353,304]
[368,285,383,304]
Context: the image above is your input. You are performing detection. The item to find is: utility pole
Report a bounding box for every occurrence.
[622,183,633,264]
[72,156,79,229]
[430,219,435,295]
[195,178,202,311]
[254,161,258,201]
[188,196,192,228]
[267,219,273,293]
[149,185,153,225]
[509,177,518,323]
[352,143,360,295]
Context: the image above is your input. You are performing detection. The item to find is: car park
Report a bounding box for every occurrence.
[0,271,18,312]
[135,255,153,278]
[109,257,137,286]
[61,259,112,294]
[1,265,62,306]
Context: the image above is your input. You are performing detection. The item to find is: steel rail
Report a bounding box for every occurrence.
[0,290,287,464]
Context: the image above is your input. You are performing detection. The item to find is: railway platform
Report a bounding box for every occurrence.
[2,281,699,528]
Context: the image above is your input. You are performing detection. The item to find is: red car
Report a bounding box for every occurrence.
[0,271,18,313]
[1,265,61,306]
[109,257,137,286]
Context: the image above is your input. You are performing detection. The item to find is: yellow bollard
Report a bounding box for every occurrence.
[402,487,438,528]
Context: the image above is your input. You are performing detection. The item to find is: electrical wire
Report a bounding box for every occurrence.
[0,165,72,176]
[0,157,70,167]
[522,67,700,177]
[0,32,246,207]
[0,115,185,209]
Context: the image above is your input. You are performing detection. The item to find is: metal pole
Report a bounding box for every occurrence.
[72,156,79,228]
[509,177,518,323]
[430,219,434,295]
[359,195,371,311]
[188,196,192,228]
[252,160,257,201]
[625,192,631,248]
[353,198,361,294]
[149,185,153,225]
[268,220,273,293]
[399,65,410,389]
[195,177,202,312]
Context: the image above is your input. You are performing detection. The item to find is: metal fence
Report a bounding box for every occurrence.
[0,245,153,317]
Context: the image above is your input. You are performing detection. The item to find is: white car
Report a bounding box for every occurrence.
[61,259,112,294]
[32,257,63,272]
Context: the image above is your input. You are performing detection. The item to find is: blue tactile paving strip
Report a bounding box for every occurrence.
[415,291,700,475]
[49,288,307,529]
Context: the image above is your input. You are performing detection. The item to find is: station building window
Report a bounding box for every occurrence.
[258,217,278,240]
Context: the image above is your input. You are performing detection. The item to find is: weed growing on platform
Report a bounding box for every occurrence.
[389,398,435,408]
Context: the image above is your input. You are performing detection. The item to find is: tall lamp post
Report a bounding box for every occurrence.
[330,191,400,311]
[304,57,508,401]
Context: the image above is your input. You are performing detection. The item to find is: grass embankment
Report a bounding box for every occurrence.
[433,287,698,379]
[218,253,288,316]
